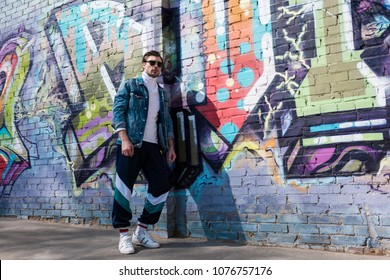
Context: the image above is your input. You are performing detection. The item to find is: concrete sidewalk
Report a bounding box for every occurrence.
[0,217,389,260]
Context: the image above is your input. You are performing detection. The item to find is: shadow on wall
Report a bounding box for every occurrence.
[173,163,246,242]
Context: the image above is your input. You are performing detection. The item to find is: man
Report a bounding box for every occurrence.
[112,50,176,254]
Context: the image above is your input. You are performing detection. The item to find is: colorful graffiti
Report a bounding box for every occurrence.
[269,0,390,177]
[0,29,33,190]
[174,0,390,179]
[191,0,274,171]
[1,0,389,190]
[177,0,390,180]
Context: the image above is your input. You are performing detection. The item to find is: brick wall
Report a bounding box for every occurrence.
[1,0,390,255]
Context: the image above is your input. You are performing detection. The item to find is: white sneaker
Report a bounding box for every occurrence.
[119,235,135,254]
[132,231,160,248]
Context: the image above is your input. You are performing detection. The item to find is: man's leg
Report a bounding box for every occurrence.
[132,142,171,248]
[112,145,143,254]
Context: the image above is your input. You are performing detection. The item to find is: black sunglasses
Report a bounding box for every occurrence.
[145,60,163,68]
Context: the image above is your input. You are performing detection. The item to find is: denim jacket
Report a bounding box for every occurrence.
[112,76,174,152]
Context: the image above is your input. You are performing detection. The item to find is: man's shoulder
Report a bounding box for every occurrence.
[123,76,143,89]
[125,76,143,83]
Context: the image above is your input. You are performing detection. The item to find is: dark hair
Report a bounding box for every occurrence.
[142,50,163,63]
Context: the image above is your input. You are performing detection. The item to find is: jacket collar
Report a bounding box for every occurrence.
[135,75,163,90]
[135,76,144,86]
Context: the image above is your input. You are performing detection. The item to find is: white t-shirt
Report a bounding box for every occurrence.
[142,71,160,144]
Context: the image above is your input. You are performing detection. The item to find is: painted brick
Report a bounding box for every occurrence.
[287,195,318,204]
[20,210,34,216]
[238,204,267,214]
[382,216,390,226]
[226,212,247,222]
[183,203,198,212]
[259,195,287,205]
[368,215,381,226]
[199,212,226,221]
[46,210,62,216]
[354,194,390,204]
[201,203,237,213]
[246,232,268,243]
[319,194,353,204]
[99,218,112,225]
[231,222,258,232]
[77,210,93,218]
[231,186,249,195]
[99,203,112,211]
[289,224,319,234]
[210,222,230,231]
[368,204,390,214]
[229,176,242,186]
[41,203,55,210]
[37,197,51,203]
[215,231,239,240]
[376,226,390,238]
[298,234,331,245]
[331,236,367,246]
[308,215,340,224]
[226,168,246,177]
[259,223,288,233]
[247,214,276,223]
[15,203,28,209]
[268,233,297,245]
[189,229,208,239]
[83,204,99,211]
[341,184,371,193]
[54,190,69,197]
[188,221,204,229]
[254,177,273,186]
[40,178,55,185]
[40,191,55,198]
[12,191,28,197]
[267,203,296,214]
[6,209,19,215]
[248,186,277,195]
[235,195,257,204]
[342,215,364,225]
[93,197,110,204]
[277,187,308,195]
[60,210,76,217]
[319,225,355,235]
[278,214,308,224]
[23,197,37,203]
[83,190,101,197]
[329,205,360,214]
[33,210,47,216]
[353,226,369,236]
[308,184,341,194]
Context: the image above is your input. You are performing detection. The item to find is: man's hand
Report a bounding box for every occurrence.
[167,147,176,164]
[118,130,134,157]
[167,138,176,164]
[121,139,134,157]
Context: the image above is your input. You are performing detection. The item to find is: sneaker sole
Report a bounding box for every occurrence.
[131,239,160,248]
[120,248,135,254]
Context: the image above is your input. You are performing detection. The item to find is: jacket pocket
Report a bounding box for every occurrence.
[129,91,145,111]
